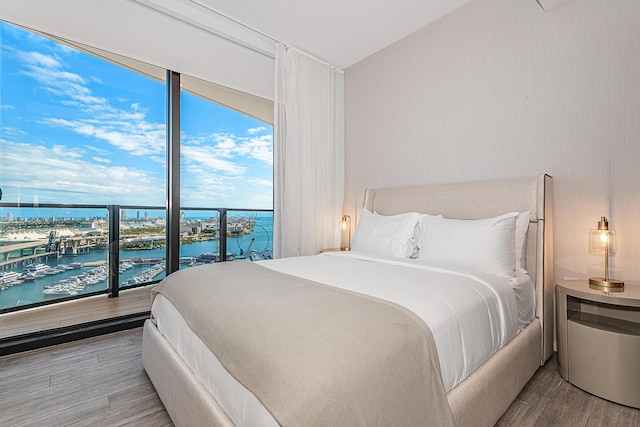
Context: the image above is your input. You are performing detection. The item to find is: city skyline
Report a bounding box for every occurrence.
[0,21,273,211]
[0,207,273,222]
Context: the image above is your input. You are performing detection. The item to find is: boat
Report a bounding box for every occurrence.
[43,286,79,297]
[0,271,22,285]
[43,277,84,297]
[23,263,53,277]
[23,263,50,273]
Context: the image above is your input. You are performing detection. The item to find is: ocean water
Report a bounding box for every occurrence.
[0,215,273,310]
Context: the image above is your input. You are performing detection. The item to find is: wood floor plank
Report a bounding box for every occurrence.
[48,350,141,387]
[68,394,170,427]
[0,334,130,377]
[497,354,640,427]
[0,372,51,400]
[495,399,545,427]
[0,366,150,425]
[16,396,111,427]
[584,396,640,426]
[0,330,155,426]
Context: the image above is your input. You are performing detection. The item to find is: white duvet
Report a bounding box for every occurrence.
[151,251,534,426]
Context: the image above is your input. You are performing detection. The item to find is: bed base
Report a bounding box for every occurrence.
[143,320,234,427]
[143,317,542,427]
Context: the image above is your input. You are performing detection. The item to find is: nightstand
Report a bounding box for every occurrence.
[556,280,640,408]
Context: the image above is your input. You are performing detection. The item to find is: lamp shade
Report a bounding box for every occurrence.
[589,217,616,255]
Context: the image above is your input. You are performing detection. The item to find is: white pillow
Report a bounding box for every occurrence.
[351,209,421,258]
[515,211,530,272]
[417,212,518,279]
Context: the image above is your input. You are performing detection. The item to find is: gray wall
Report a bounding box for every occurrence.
[345,0,640,284]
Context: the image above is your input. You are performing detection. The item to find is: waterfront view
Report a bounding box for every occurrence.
[0,210,273,310]
[0,21,273,313]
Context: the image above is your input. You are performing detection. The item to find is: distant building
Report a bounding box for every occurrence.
[180,224,201,236]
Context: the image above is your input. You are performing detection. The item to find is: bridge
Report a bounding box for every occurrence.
[0,235,108,269]
[0,240,49,261]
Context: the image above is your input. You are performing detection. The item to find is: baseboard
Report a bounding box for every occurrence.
[0,312,149,356]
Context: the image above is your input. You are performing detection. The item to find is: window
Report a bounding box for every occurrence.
[180,80,273,263]
[0,21,167,206]
[0,20,273,312]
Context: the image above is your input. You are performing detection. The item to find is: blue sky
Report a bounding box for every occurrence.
[0,20,273,215]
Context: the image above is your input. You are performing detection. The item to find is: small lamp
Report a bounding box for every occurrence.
[341,215,351,251]
[589,216,624,292]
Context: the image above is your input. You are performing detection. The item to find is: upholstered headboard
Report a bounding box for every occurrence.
[362,174,554,364]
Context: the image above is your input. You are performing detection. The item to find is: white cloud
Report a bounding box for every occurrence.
[241,134,273,165]
[42,117,165,157]
[247,126,268,135]
[50,144,83,159]
[209,132,273,165]
[92,156,111,164]
[16,49,165,159]
[247,178,273,188]
[19,51,63,70]
[181,145,246,175]
[1,126,26,137]
[0,139,163,205]
[5,37,273,209]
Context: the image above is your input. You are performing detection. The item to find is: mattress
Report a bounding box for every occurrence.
[150,252,535,426]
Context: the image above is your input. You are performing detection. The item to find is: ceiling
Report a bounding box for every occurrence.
[0,0,569,98]
[183,0,478,69]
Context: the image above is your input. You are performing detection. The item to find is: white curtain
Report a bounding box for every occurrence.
[274,44,345,258]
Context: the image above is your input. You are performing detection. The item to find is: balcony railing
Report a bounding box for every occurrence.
[0,202,273,314]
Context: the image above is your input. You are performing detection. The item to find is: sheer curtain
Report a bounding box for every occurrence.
[274,44,345,258]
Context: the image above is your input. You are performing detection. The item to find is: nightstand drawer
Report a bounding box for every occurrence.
[567,317,640,408]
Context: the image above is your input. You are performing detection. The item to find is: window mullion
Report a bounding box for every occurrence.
[166,70,181,275]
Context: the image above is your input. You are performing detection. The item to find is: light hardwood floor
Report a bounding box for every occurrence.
[1,327,639,426]
[497,356,640,426]
[0,328,171,426]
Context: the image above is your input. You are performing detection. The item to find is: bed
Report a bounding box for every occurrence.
[142,174,554,427]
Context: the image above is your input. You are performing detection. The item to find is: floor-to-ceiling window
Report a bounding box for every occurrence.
[180,79,274,263]
[0,20,273,312]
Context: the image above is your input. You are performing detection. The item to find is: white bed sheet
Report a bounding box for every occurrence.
[151,252,534,426]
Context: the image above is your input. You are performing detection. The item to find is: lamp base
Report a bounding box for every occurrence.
[589,277,624,292]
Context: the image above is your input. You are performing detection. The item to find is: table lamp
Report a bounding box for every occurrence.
[341,215,351,251]
[589,216,624,292]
